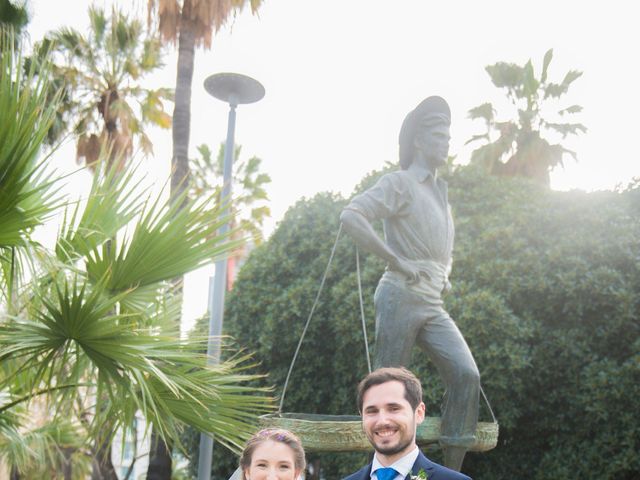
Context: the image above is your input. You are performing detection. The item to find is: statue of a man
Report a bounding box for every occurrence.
[340,96,479,471]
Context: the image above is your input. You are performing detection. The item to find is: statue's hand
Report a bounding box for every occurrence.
[391,257,430,285]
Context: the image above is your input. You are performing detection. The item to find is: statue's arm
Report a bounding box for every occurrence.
[340,208,422,283]
[340,209,397,263]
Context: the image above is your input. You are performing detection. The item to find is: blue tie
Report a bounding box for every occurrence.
[376,467,398,480]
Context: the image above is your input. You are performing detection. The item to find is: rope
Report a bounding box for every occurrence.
[480,385,497,424]
[356,247,372,373]
[278,224,343,413]
[277,223,497,427]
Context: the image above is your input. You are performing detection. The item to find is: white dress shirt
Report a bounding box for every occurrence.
[371,446,420,480]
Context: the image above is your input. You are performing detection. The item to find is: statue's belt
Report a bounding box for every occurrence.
[383,260,449,297]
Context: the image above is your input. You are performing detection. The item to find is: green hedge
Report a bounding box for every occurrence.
[190,166,639,479]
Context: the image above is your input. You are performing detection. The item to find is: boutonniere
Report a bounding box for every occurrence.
[410,469,429,480]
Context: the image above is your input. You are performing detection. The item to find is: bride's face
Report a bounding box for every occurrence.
[244,440,300,480]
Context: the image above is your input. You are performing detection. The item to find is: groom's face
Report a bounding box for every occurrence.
[361,380,426,463]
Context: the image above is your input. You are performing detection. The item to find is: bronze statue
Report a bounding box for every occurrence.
[341,96,479,471]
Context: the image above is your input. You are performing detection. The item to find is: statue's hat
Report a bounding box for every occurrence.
[399,96,451,169]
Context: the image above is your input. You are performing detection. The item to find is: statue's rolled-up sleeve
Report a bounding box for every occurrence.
[345,174,409,221]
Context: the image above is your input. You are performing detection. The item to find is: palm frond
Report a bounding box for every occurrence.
[56,158,145,263]
[86,187,243,291]
[0,31,65,249]
[0,408,85,476]
[2,274,272,449]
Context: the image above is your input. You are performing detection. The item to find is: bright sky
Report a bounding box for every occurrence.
[26,0,640,330]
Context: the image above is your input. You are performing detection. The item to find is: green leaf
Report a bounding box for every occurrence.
[541,48,553,83]
[88,6,107,45]
[0,25,273,470]
[485,62,524,91]
[141,38,163,71]
[464,133,491,146]
[522,59,539,100]
[558,105,583,115]
[518,108,535,130]
[544,122,587,138]
[189,142,271,244]
[470,142,501,172]
[543,82,566,99]
[561,70,583,87]
[468,102,495,123]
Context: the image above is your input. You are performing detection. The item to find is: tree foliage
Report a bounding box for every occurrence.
[145,0,264,199]
[0,0,29,34]
[190,142,271,244]
[467,49,586,186]
[0,32,273,479]
[212,166,639,479]
[148,0,262,49]
[43,5,172,170]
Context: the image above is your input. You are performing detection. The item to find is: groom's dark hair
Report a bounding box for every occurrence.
[357,366,423,412]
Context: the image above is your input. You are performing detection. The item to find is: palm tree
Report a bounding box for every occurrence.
[190,143,271,291]
[190,143,271,241]
[467,49,586,186]
[0,30,272,480]
[44,5,173,171]
[147,0,263,199]
[145,4,264,476]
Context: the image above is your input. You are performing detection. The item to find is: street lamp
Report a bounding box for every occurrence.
[197,72,265,480]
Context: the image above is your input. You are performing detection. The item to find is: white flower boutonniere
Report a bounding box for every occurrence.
[410,469,429,480]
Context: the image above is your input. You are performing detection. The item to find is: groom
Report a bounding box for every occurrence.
[343,367,471,480]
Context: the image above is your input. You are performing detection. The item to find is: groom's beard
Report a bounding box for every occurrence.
[375,436,414,456]
[366,420,416,458]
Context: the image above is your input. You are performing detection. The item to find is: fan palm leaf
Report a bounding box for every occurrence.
[0,275,273,450]
[85,185,242,291]
[0,29,64,310]
[0,31,63,247]
[55,157,145,264]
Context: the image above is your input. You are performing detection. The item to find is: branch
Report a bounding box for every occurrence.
[0,383,94,414]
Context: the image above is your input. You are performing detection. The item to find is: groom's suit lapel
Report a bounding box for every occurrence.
[405,451,437,479]
[354,462,373,480]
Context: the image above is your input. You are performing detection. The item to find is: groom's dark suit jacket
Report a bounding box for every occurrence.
[342,450,471,480]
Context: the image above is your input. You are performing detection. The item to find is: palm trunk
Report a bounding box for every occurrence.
[147,3,196,479]
[170,0,195,200]
[62,447,74,480]
[10,466,20,480]
[146,428,173,480]
[91,436,118,480]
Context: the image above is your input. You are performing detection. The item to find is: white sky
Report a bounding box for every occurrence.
[26,0,640,330]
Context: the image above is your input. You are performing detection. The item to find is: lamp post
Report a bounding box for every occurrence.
[198,72,265,480]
